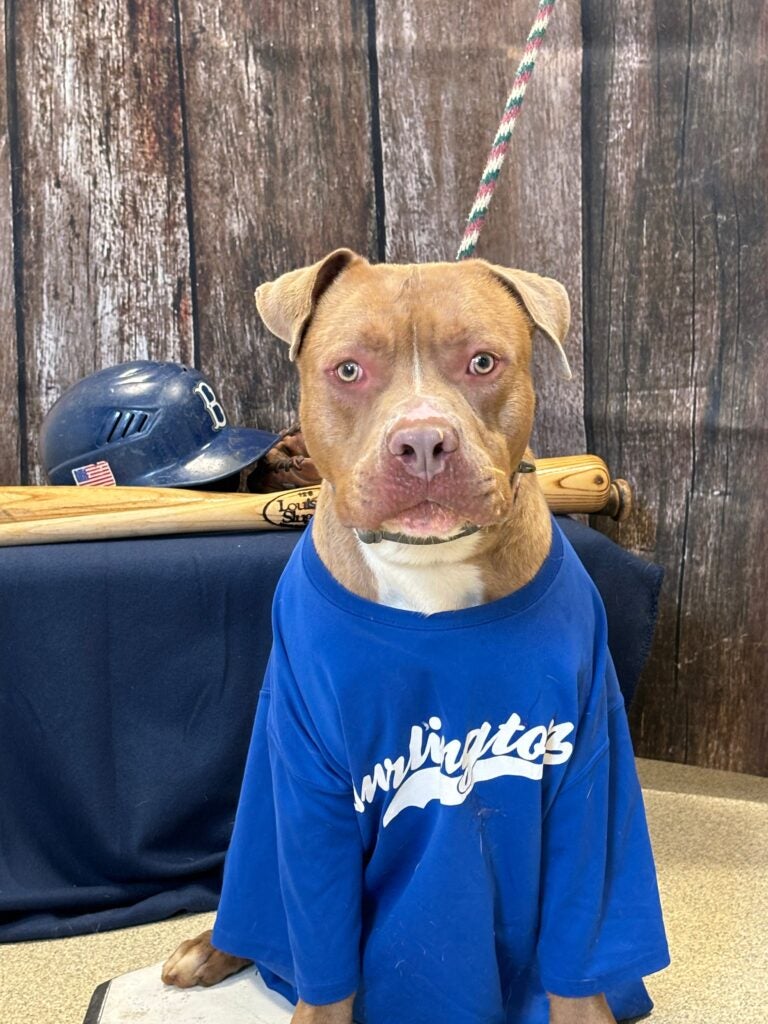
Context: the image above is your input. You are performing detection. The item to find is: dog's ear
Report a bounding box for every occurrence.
[481,263,572,380]
[255,248,362,360]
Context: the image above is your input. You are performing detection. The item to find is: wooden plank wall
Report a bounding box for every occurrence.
[176,1,376,431]
[10,0,195,482]
[0,7,19,485]
[0,0,765,773]
[583,1,768,775]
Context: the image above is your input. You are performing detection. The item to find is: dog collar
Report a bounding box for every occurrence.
[354,460,535,546]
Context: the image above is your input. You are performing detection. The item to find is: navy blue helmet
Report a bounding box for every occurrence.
[40,361,279,488]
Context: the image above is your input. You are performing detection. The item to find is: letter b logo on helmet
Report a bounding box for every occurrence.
[193,381,227,430]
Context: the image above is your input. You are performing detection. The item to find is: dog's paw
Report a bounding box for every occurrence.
[548,994,617,1024]
[290,995,355,1024]
[161,928,252,988]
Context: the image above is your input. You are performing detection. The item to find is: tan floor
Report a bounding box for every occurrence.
[1,758,767,1024]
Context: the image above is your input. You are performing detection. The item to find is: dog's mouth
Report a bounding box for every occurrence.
[336,456,513,538]
[380,500,470,538]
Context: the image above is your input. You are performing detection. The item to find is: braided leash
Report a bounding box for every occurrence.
[456,0,559,261]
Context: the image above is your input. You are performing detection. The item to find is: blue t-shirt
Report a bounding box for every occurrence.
[213,520,669,1024]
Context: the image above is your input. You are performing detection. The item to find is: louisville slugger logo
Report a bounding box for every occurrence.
[353,713,575,827]
[262,489,319,528]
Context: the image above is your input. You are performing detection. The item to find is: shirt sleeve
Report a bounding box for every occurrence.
[536,648,670,997]
[266,636,364,1006]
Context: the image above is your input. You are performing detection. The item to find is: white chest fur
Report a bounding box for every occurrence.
[358,532,485,614]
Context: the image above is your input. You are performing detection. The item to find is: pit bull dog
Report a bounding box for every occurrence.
[162,250,668,1024]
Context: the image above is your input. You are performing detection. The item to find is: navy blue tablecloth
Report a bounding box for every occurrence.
[0,520,662,942]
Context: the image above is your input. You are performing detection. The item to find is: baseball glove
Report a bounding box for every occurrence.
[247,424,322,492]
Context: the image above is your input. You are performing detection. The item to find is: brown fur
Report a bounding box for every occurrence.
[288,257,564,601]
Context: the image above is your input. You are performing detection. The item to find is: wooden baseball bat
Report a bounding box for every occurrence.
[0,455,631,547]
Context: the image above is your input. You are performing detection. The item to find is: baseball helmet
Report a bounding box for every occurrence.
[40,360,279,488]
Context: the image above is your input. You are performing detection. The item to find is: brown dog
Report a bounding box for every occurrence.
[162,250,651,1024]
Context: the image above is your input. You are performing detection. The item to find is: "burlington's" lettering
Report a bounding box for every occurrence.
[353,713,575,826]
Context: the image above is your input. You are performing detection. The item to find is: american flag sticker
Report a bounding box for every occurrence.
[72,461,117,487]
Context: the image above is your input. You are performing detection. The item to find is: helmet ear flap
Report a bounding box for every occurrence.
[255,248,362,360]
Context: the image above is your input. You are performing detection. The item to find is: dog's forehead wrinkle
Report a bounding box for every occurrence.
[305,311,397,361]
[390,265,420,300]
[329,264,514,350]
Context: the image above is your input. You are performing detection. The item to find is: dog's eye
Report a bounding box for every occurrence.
[336,361,363,383]
[469,353,496,375]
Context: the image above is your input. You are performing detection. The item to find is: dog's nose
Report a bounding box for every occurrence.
[387,424,459,480]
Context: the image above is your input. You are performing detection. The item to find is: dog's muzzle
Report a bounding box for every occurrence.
[354,461,535,546]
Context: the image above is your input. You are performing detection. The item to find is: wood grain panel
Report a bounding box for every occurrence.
[0,8,20,484]
[177,0,376,433]
[584,2,768,775]
[376,0,586,457]
[12,0,194,482]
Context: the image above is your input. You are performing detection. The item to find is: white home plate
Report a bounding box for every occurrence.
[83,962,294,1024]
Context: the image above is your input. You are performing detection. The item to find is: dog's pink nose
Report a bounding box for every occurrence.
[387,424,459,480]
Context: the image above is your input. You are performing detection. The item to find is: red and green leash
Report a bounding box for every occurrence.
[457,0,559,261]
